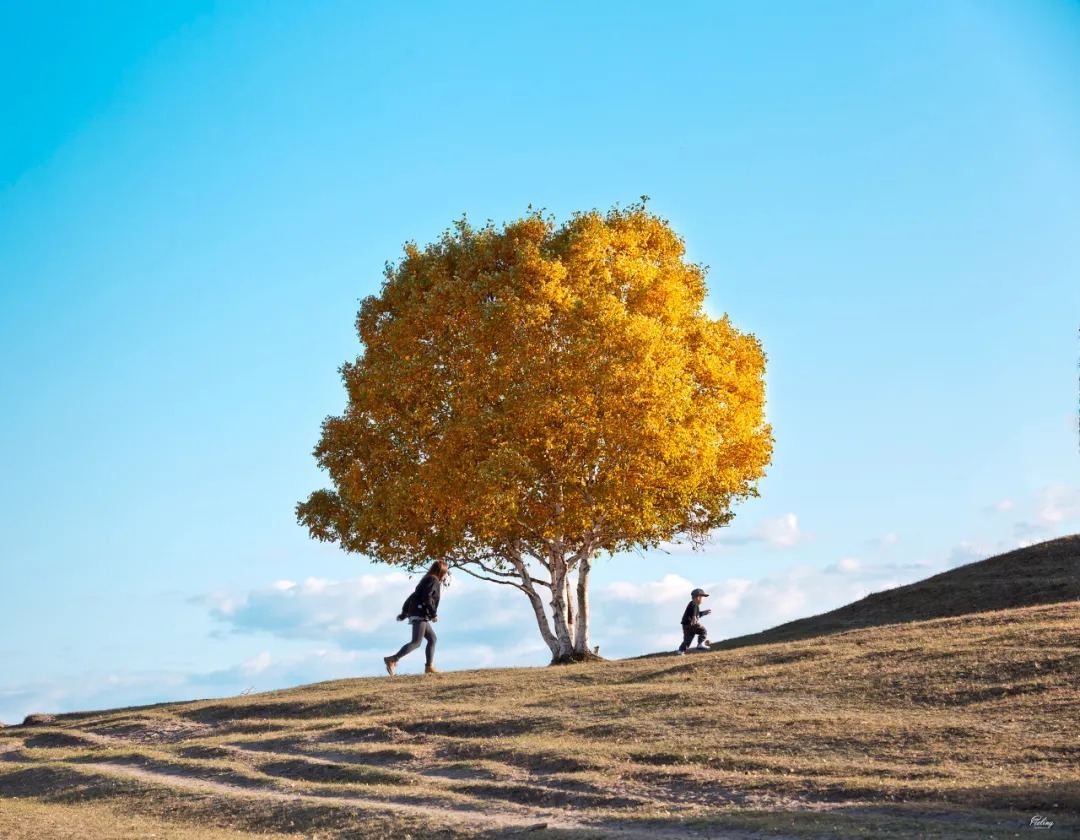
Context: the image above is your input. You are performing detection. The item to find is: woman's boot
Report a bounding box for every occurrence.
[383,656,397,676]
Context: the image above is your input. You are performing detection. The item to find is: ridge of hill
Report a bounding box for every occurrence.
[710,533,1080,652]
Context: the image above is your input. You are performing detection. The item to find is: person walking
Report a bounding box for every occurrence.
[384,560,447,676]
[677,587,712,654]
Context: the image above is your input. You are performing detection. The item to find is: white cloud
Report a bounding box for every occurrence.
[982,499,1015,515]
[826,557,862,574]
[945,541,986,569]
[597,575,754,646]
[597,554,945,651]
[993,481,1080,539]
[241,651,275,676]
[199,571,541,661]
[1014,520,1051,539]
[756,513,807,547]
[0,670,194,726]
[1009,483,1080,539]
[709,579,756,613]
[605,574,696,605]
[200,572,416,644]
[878,533,900,545]
[1035,483,1080,525]
[639,513,812,556]
[943,534,1044,570]
[713,513,810,549]
[767,580,809,617]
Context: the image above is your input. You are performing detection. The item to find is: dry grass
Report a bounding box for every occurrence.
[0,797,306,840]
[2,599,1077,838]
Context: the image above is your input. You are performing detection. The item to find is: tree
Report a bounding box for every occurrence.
[297,201,773,663]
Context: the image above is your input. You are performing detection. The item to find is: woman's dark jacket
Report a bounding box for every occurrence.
[409,574,442,620]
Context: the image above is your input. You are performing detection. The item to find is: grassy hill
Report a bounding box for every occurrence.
[1,539,1078,839]
[710,533,1080,652]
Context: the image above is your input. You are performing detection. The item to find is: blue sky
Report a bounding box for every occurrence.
[1,0,1078,723]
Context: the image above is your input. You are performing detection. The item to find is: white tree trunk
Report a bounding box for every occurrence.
[499,542,599,663]
[574,554,592,652]
[548,552,574,660]
[507,551,559,655]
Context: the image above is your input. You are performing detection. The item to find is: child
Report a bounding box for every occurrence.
[678,588,712,654]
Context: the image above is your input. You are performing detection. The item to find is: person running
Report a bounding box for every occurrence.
[677,587,712,654]
[384,560,447,676]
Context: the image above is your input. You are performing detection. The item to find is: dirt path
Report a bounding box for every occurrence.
[80,761,754,838]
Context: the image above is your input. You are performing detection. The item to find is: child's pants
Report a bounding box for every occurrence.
[679,623,707,651]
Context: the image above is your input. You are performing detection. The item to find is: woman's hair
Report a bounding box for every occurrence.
[427,560,449,581]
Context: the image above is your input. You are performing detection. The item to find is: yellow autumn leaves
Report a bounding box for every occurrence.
[298,202,773,566]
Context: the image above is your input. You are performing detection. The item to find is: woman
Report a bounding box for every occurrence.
[384,560,447,676]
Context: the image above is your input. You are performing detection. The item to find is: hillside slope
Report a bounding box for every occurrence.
[711,533,1080,652]
[2,600,1077,839]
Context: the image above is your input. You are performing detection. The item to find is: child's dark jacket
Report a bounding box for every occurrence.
[681,600,705,626]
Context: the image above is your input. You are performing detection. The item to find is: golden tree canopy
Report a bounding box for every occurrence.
[299,203,772,571]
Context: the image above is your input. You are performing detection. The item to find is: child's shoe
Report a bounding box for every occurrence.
[676,650,686,656]
[383,656,397,676]
[695,641,711,650]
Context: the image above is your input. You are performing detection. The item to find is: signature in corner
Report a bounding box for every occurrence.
[1029,815,1054,830]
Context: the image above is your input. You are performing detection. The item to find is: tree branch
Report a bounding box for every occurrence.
[455,565,526,591]
[504,543,558,655]
[471,558,525,581]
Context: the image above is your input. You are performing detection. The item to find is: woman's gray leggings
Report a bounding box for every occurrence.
[393,619,437,665]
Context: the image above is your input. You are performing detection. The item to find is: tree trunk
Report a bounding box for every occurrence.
[565,574,575,631]
[548,552,574,661]
[501,544,601,665]
[546,548,600,664]
[574,553,592,652]
[507,551,559,654]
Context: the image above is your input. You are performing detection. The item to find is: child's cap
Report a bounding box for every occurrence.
[691,588,709,598]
